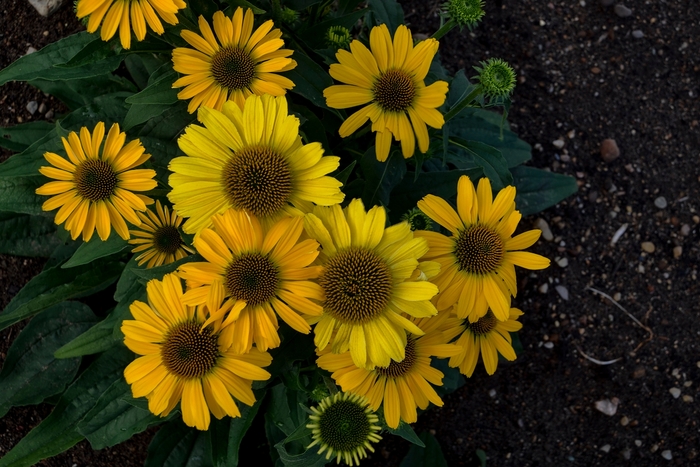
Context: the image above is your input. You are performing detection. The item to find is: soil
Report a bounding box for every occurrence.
[1,0,699,466]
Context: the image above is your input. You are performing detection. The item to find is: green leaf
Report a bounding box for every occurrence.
[0,212,63,257]
[145,419,214,467]
[0,121,54,153]
[286,51,335,111]
[431,358,465,398]
[511,165,578,216]
[131,254,199,282]
[209,396,265,467]
[0,258,123,331]
[449,138,512,190]
[30,75,136,111]
[367,0,404,33]
[138,101,195,140]
[78,378,165,449]
[0,176,47,216]
[0,347,133,467]
[0,32,123,85]
[385,421,425,447]
[0,302,98,418]
[399,431,448,467]
[61,232,129,268]
[360,149,407,208]
[125,54,168,90]
[123,65,179,130]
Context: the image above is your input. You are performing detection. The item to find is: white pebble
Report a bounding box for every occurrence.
[610,223,628,245]
[556,257,569,268]
[661,450,672,460]
[26,101,38,115]
[535,218,554,241]
[635,440,642,447]
[555,285,569,300]
[538,283,549,294]
[669,387,681,399]
[488,389,497,398]
[654,196,668,209]
[594,398,619,416]
[601,444,611,453]
[26,46,37,55]
[544,342,554,349]
[553,139,565,149]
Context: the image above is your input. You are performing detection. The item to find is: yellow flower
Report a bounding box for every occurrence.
[122,273,272,430]
[317,311,461,429]
[172,9,296,114]
[177,208,324,354]
[36,122,157,242]
[323,24,449,162]
[76,0,185,49]
[304,199,439,370]
[449,307,523,377]
[168,94,345,235]
[417,175,550,322]
[128,200,194,268]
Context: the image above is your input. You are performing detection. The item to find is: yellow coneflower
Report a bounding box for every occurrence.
[122,273,272,430]
[168,94,344,235]
[128,200,194,268]
[76,0,186,49]
[323,24,448,161]
[417,175,550,322]
[172,8,296,113]
[36,122,156,242]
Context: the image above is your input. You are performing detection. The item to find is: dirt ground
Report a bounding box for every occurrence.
[1,0,699,466]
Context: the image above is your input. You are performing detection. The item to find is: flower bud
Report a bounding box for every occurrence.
[473,58,517,98]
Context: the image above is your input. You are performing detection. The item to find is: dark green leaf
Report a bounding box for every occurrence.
[145,419,213,467]
[385,421,425,447]
[57,37,118,68]
[0,347,133,467]
[399,431,448,467]
[112,276,148,342]
[138,101,194,140]
[29,75,136,110]
[476,449,488,466]
[360,149,407,208]
[0,258,123,331]
[114,255,142,303]
[431,358,466,398]
[511,165,578,216]
[123,66,179,130]
[367,0,404,33]
[0,121,54,153]
[78,378,165,449]
[124,54,168,91]
[286,52,335,111]
[131,254,199,282]
[62,232,129,268]
[0,302,98,417]
[0,212,63,257]
[449,138,512,190]
[334,160,356,186]
[209,396,264,467]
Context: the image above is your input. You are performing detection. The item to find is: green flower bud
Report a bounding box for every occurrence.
[401,208,434,231]
[325,25,352,50]
[444,0,485,30]
[279,7,299,25]
[473,58,517,98]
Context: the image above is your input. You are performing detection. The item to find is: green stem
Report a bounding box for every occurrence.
[431,19,456,40]
[443,85,483,123]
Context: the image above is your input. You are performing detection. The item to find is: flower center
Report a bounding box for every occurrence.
[222,146,293,218]
[161,322,218,378]
[210,47,256,91]
[74,159,118,202]
[468,310,497,335]
[225,253,279,306]
[454,225,505,274]
[375,337,416,378]
[318,400,372,453]
[373,69,416,112]
[153,225,184,255]
[320,249,393,324]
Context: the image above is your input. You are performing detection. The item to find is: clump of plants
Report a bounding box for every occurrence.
[0,0,576,465]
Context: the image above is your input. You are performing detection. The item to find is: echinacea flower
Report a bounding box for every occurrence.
[172,8,296,113]
[307,392,382,466]
[122,273,272,430]
[323,24,449,162]
[168,95,344,234]
[417,175,550,322]
[449,307,523,377]
[304,199,439,369]
[128,200,194,268]
[177,208,324,354]
[36,122,156,242]
[76,0,186,49]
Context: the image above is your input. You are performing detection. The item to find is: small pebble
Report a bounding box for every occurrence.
[553,139,565,149]
[614,4,633,17]
[488,389,497,398]
[620,416,629,426]
[600,139,620,162]
[26,101,38,115]
[601,444,611,453]
[613,292,622,301]
[535,218,554,241]
[595,398,619,416]
[43,30,49,36]
[621,449,631,460]
[538,283,549,294]
[632,30,644,39]
[556,257,569,268]
[632,366,645,379]
[544,342,554,349]
[26,46,37,55]
[651,444,659,453]
[38,102,47,114]
[555,285,569,300]
[680,224,691,236]
[654,196,668,209]
[641,242,655,253]
[661,450,672,460]
[669,387,681,399]
[682,395,694,403]
[45,109,55,119]
[673,246,682,259]
[635,440,642,447]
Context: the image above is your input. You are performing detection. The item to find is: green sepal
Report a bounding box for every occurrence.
[0,301,98,417]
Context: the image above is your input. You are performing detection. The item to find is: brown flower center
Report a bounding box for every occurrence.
[74,159,117,202]
[225,253,279,306]
[210,46,256,90]
[320,249,393,324]
[375,337,416,378]
[373,69,415,112]
[222,146,293,217]
[153,225,184,255]
[467,311,497,335]
[454,225,505,274]
[161,322,218,378]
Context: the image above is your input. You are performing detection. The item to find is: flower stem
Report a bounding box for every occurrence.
[443,85,483,123]
[431,19,456,40]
